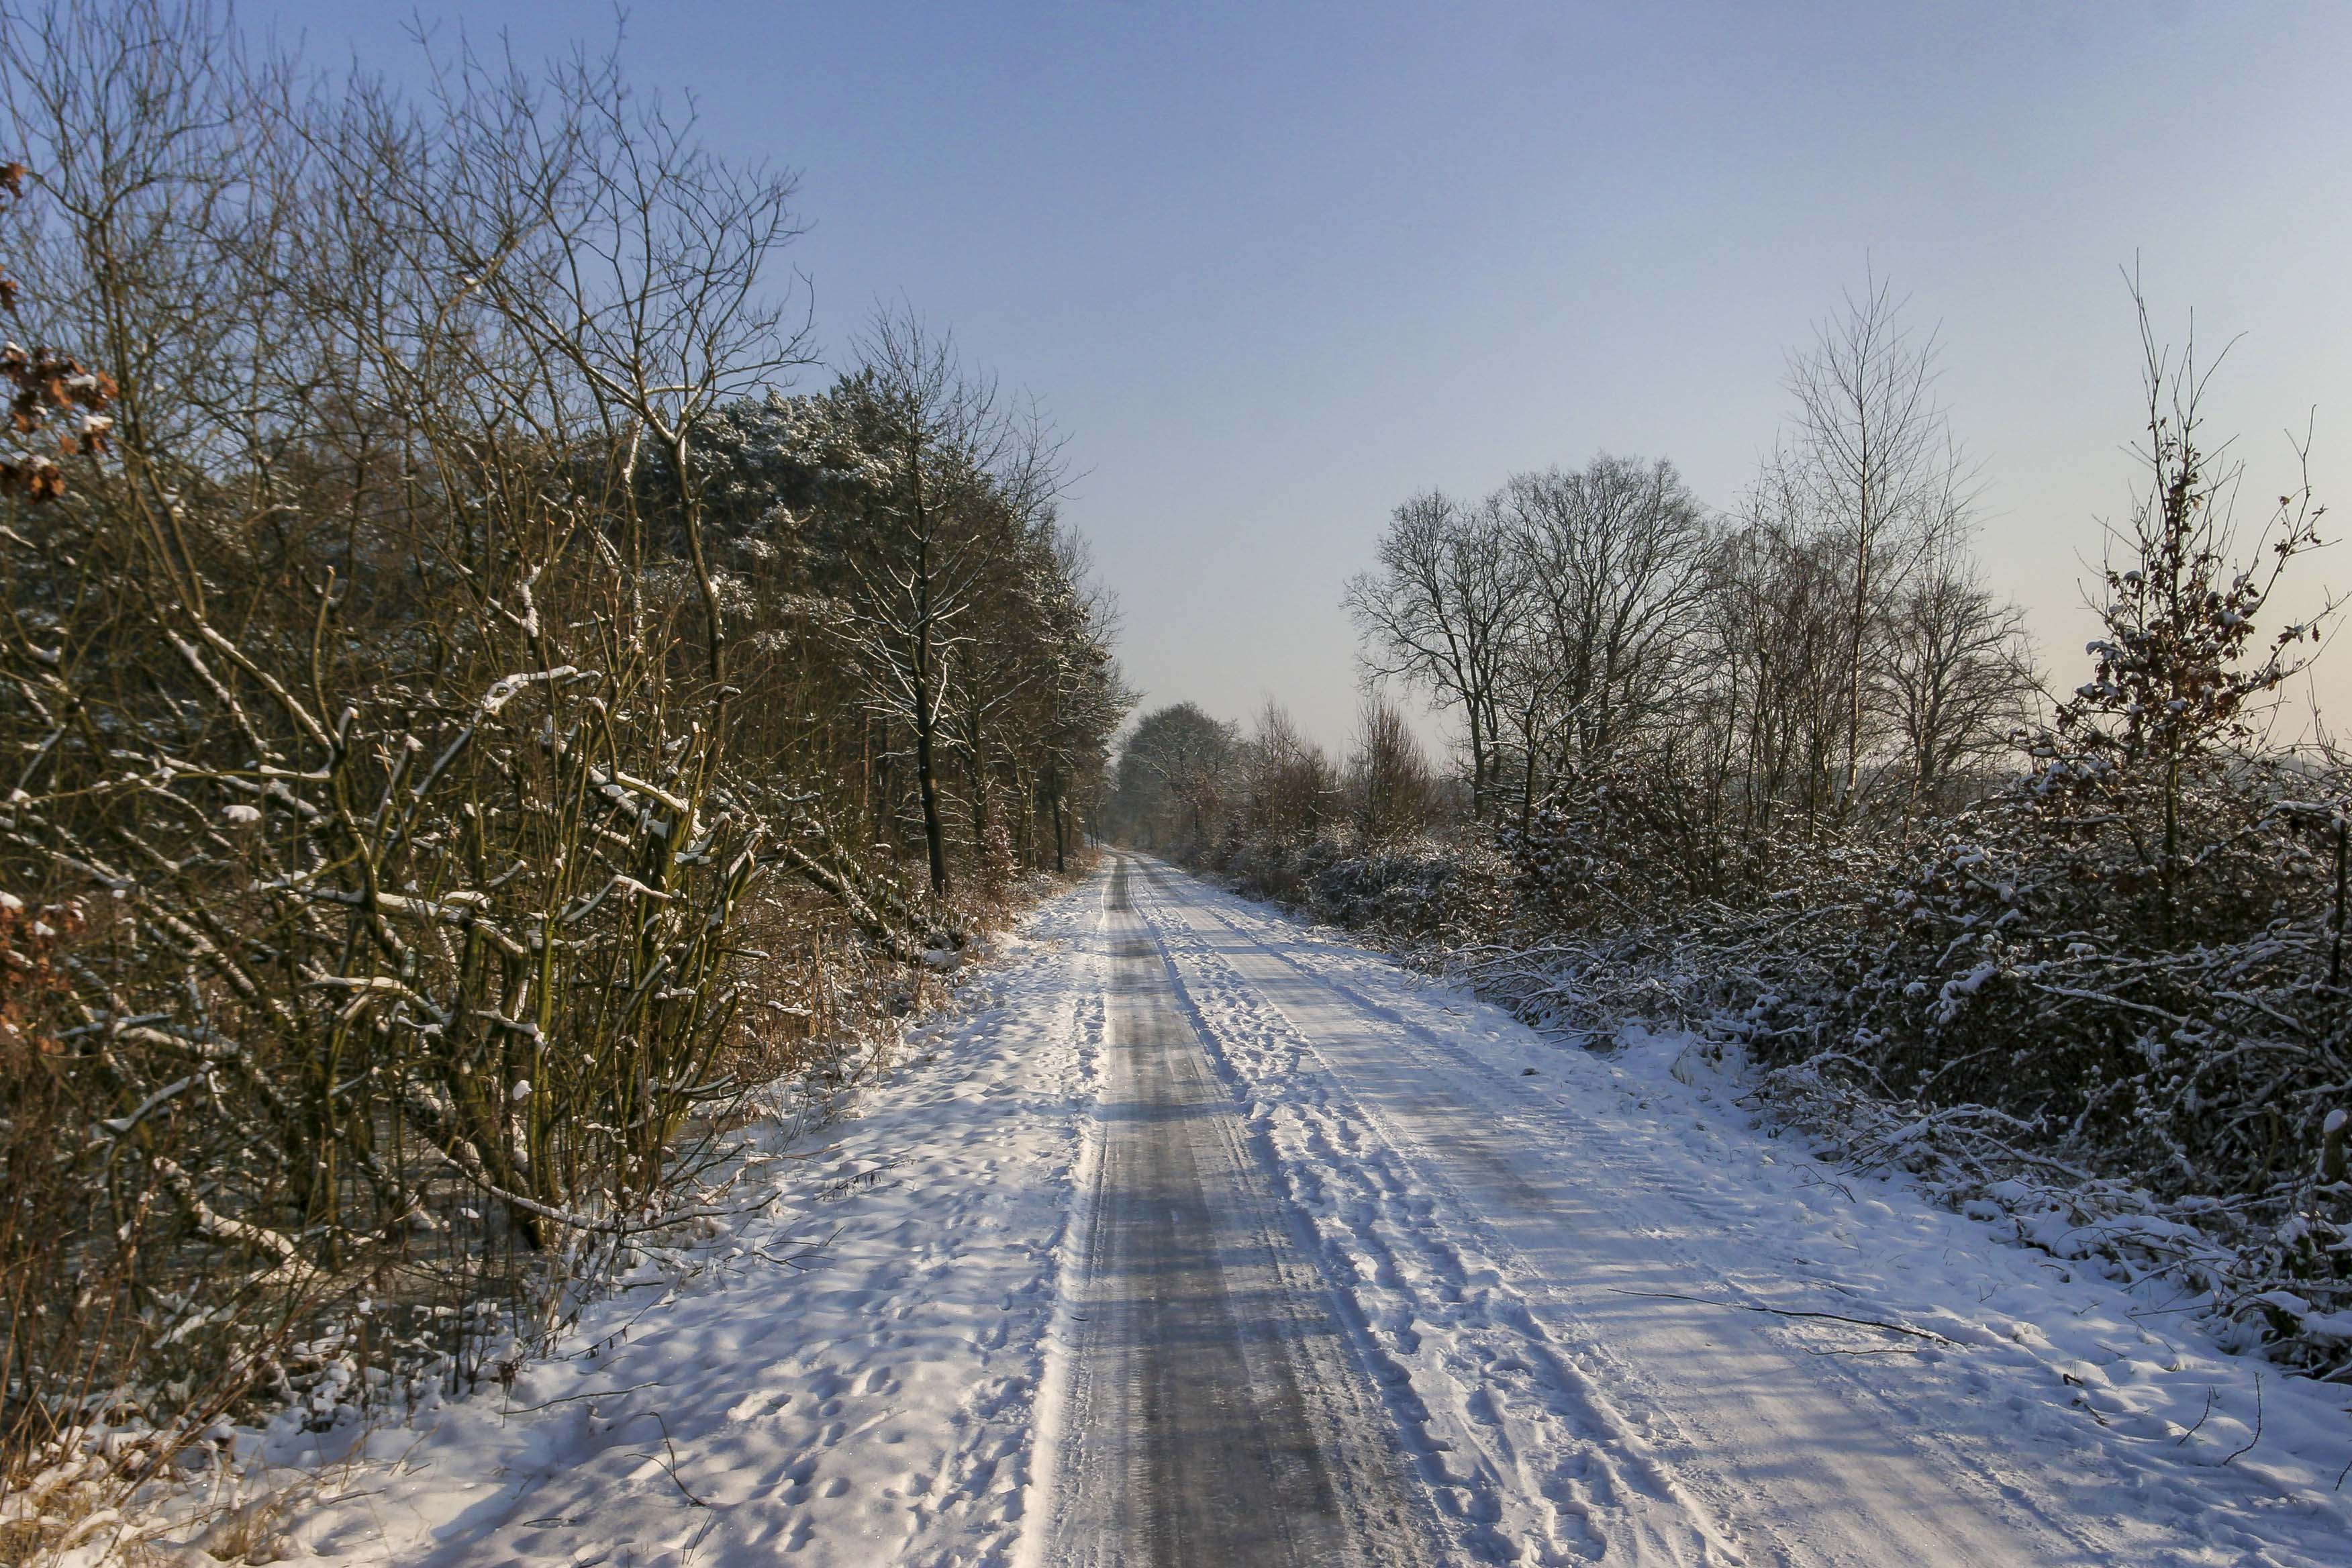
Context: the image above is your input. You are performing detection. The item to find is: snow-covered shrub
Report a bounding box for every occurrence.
[1214,826,1504,948]
[1735,340,2352,1367]
[0,5,1125,1530]
[1501,757,1836,922]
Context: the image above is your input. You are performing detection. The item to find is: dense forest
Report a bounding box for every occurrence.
[0,0,1124,1513]
[1110,279,2352,1374]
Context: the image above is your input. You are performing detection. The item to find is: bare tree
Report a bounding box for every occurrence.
[1242,700,1338,841]
[1106,701,1239,851]
[831,309,1047,897]
[420,38,812,703]
[1783,270,1975,818]
[1501,454,1714,771]
[1492,624,1570,836]
[1350,691,1435,843]
[1345,491,1524,820]
[1697,479,1854,834]
[1878,547,2040,814]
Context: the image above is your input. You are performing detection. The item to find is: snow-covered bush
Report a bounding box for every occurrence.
[0,5,1124,1537]
[1210,818,1504,947]
[1741,325,2352,1367]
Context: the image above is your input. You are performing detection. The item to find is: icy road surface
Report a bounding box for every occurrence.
[1027,859,1431,1566]
[280,857,2352,1568]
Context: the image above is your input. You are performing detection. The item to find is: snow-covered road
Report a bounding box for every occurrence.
[281,857,2352,1568]
[1026,859,1429,1566]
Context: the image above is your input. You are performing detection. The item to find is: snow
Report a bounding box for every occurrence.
[477,667,579,715]
[1122,860,2352,1565]
[259,861,2352,1567]
[266,890,1108,1568]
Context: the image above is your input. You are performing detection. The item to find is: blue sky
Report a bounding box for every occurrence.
[280,1,2352,750]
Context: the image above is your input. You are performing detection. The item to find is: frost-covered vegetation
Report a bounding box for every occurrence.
[1112,281,2352,1375]
[0,1,1125,1549]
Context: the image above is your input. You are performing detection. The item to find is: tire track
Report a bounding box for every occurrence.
[1125,860,1738,1566]
[1027,858,1433,1568]
[1126,857,2100,1567]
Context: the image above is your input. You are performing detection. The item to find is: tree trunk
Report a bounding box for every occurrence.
[1467,704,1488,821]
[1051,770,1068,872]
[909,434,950,897]
[1520,736,1537,838]
[915,707,948,896]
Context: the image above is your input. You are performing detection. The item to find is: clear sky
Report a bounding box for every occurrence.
[278,0,2352,752]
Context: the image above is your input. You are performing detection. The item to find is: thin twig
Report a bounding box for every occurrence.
[2220,1373,2263,1465]
[501,1377,664,1415]
[1603,1286,1957,1344]
[2175,1387,2216,1445]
